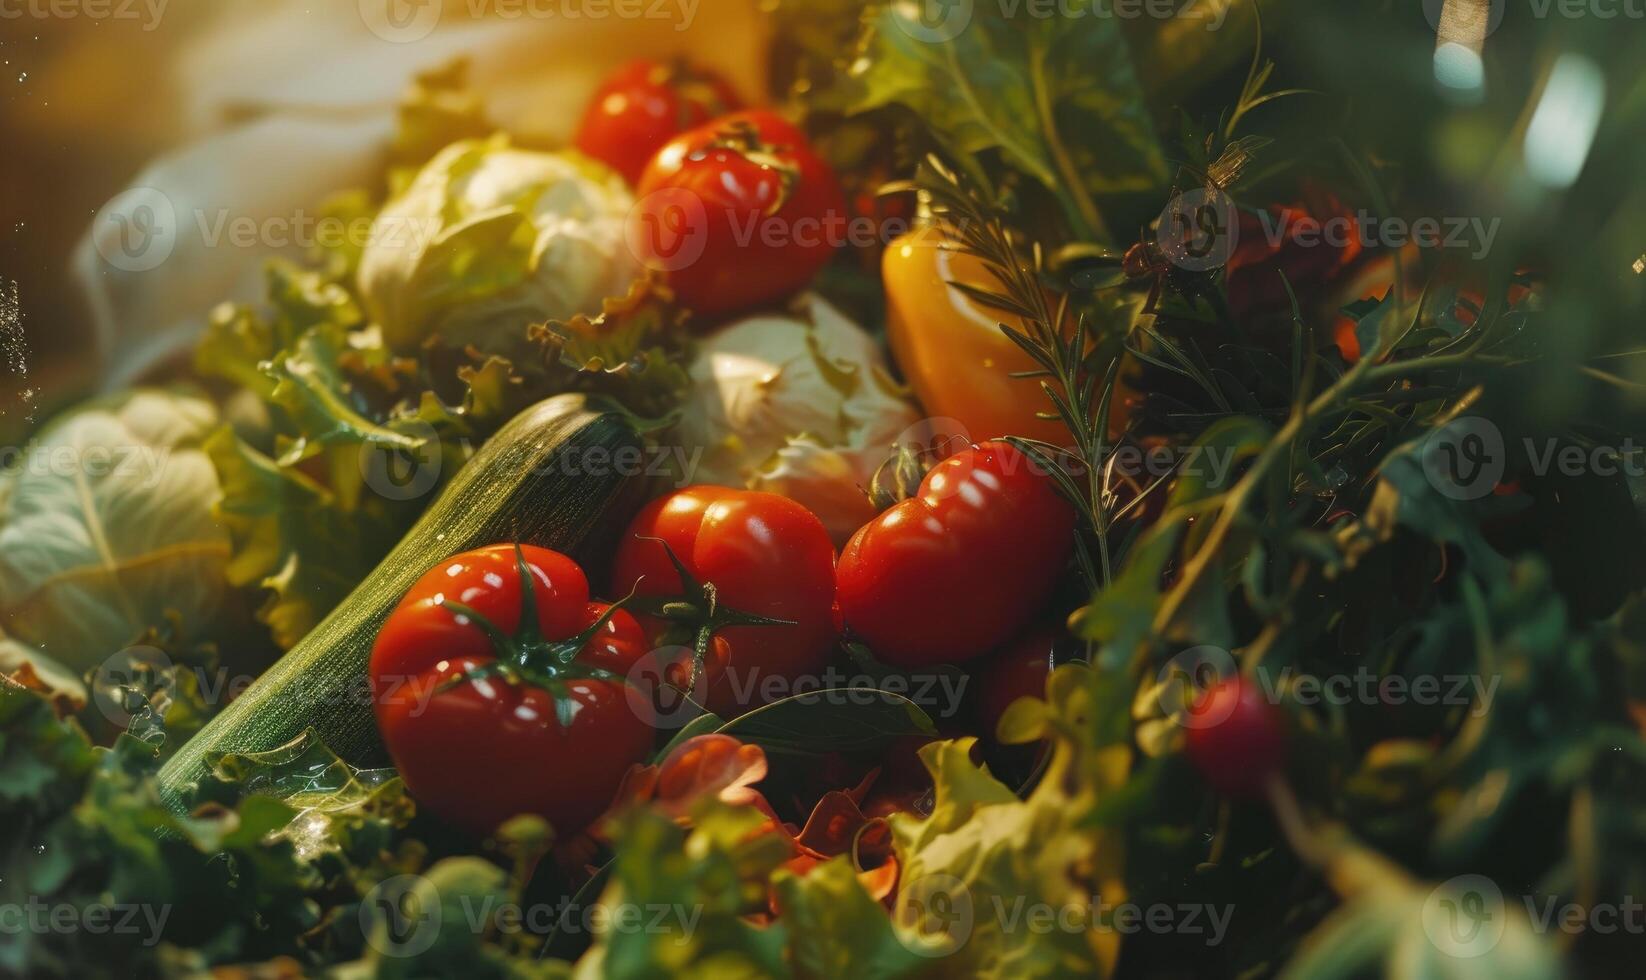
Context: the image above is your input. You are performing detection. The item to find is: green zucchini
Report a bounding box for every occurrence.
[158,394,647,812]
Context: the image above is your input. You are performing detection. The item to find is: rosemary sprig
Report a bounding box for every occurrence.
[913,157,1124,590]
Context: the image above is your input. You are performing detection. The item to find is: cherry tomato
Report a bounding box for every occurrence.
[610,486,838,716]
[371,545,655,836]
[884,227,1137,447]
[632,110,848,319]
[837,441,1076,668]
[574,59,741,185]
[1184,677,1288,797]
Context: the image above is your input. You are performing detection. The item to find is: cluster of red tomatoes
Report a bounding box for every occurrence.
[573,59,848,321]
[370,60,1290,837]
[371,440,1080,836]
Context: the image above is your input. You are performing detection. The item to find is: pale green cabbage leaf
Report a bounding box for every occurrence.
[0,389,231,673]
[358,136,639,353]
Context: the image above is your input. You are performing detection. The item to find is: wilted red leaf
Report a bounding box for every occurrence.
[854,817,894,870]
[858,854,899,905]
[653,734,770,815]
[795,790,871,857]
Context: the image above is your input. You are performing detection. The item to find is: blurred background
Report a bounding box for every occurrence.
[2,12,193,434]
[6,0,1645,447]
[0,0,772,444]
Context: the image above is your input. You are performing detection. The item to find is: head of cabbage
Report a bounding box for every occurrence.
[0,389,230,682]
[675,296,928,543]
[357,136,639,353]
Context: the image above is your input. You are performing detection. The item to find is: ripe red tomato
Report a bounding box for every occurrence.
[1184,677,1288,797]
[836,441,1076,668]
[631,110,847,319]
[610,486,838,716]
[574,59,741,185]
[371,545,656,836]
[977,626,1061,741]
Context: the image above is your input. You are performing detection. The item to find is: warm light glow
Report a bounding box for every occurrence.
[1524,54,1606,190]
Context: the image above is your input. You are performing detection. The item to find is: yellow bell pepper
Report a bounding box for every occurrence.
[883,227,1132,446]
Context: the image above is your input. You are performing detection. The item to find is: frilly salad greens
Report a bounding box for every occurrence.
[7,2,1646,979]
[178,70,693,650]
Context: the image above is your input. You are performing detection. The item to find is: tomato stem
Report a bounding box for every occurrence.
[626,535,798,694]
[701,119,799,216]
[431,546,643,717]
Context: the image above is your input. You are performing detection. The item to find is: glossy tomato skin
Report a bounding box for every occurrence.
[837,441,1075,668]
[574,59,741,185]
[1184,677,1288,798]
[610,486,838,716]
[633,110,847,319]
[977,626,1061,741]
[371,545,655,837]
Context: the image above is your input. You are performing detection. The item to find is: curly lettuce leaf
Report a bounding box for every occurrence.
[0,684,321,974]
[197,262,480,647]
[571,801,793,978]
[887,664,1133,977]
[205,427,393,650]
[772,857,927,979]
[530,273,695,426]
